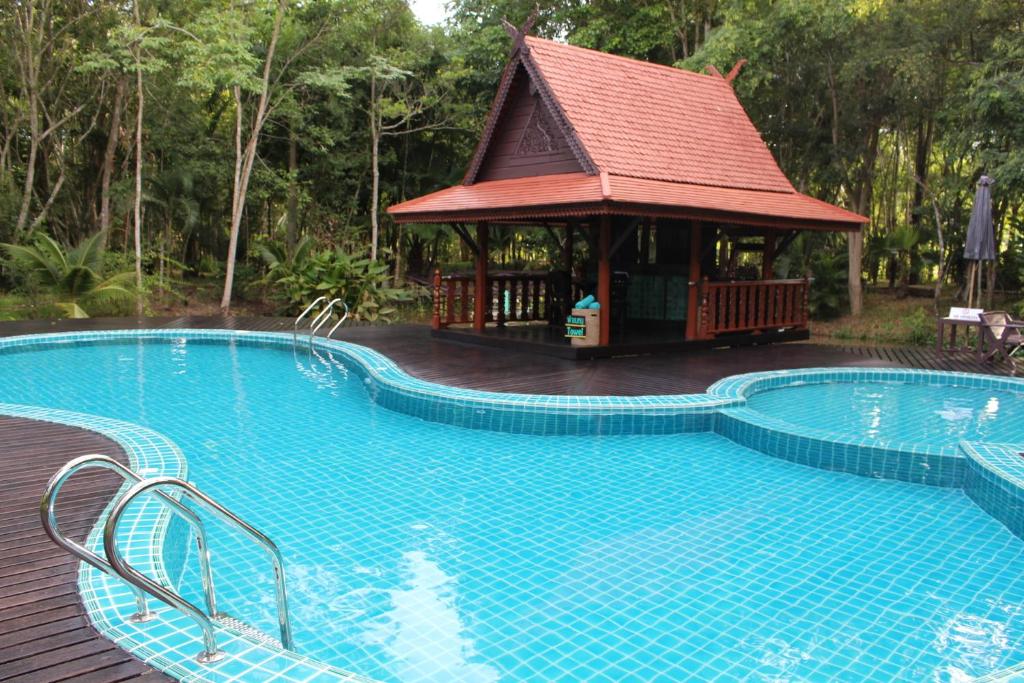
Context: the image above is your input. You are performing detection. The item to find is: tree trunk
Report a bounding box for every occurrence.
[15,92,40,237]
[222,86,245,313]
[221,0,287,313]
[132,3,144,316]
[369,73,380,261]
[99,76,126,244]
[286,129,298,250]
[908,118,933,286]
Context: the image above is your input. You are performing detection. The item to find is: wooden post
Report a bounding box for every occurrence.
[801,276,810,328]
[639,218,651,265]
[598,215,612,346]
[431,268,442,330]
[762,231,776,280]
[474,221,489,331]
[686,222,703,339]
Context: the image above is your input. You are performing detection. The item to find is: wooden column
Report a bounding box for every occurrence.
[685,222,703,340]
[639,218,651,265]
[598,215,612,346]
[431,268,442,330]
[762,231,776,280]
[473,221,488,331]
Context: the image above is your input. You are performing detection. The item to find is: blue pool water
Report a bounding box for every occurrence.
[6,338,1024,681]
[746,379,1024,449]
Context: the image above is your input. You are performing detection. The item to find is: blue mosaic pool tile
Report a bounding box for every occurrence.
[717,406,966,487]
[963,442,1024,542]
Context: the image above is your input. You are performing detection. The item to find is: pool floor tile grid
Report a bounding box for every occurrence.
[170,428,1024,681]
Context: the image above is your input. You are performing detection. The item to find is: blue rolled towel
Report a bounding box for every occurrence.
[589,302,601,309]
[576,294,595,308]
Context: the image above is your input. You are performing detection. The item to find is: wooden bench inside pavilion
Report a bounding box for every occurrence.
[388,25,867,360]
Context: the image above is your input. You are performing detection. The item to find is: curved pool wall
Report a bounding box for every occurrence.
[5,330,1024,682]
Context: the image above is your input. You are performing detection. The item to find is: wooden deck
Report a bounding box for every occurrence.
[0,316,1014,682]
[0,416,169,682]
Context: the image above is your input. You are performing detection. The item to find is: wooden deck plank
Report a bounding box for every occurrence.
[0,415,168,682]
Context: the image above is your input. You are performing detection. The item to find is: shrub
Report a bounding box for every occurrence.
[260,238,411,323]
[807,251,849,321]
[0,231,137,318]
[903,307,936,346]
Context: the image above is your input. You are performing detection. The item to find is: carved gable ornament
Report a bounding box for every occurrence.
[516,99,564,155]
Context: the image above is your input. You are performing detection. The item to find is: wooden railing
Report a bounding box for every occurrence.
[698,277,809,339]
[431,270,554,329]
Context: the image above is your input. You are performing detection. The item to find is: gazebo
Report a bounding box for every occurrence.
[388,27,867,359]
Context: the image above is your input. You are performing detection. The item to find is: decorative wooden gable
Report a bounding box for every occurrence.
[472,63,585,183]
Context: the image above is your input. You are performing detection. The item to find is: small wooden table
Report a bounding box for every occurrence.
[937,316,985,360]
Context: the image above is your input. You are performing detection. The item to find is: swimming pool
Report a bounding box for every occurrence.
[745,377,1024,449]
[8,331,1024,682]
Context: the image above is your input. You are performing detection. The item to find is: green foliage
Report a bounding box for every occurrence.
[0,232,137,318]
[904,307,937,346]
[260,239,411,322]
[2,0,1024,333]
[808,251,850,321]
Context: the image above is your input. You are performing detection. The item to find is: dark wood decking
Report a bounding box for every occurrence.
[0,316,1014,682]
[0,417,170,682]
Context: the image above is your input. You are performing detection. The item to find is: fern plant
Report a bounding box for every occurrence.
[1,231,138,317]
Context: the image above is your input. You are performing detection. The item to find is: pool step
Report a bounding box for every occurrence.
[215,613,283,649]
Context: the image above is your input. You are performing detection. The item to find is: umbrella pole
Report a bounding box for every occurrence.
[966,261,975,308]
[978,260,984,309]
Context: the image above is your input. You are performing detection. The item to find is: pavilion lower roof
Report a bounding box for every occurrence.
[387,173,867,231]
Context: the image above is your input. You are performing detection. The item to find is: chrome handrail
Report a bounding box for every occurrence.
[309,298,341,344]
[40,455,219,626]
[326,302,350,339]
[293,296,327,340]
[104,476,294,661]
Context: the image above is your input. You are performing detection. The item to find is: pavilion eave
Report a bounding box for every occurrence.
[389,200,863,232]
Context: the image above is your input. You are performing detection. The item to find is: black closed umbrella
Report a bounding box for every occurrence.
[964,175,995,308]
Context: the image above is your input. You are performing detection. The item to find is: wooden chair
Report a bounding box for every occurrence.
[978,310,1024,362]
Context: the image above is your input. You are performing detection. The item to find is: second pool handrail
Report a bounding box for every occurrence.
[104,476,294,659]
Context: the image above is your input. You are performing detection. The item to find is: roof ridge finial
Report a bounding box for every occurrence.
[501,4,540,54]
[704,59,748,86]
[725,59,748,84]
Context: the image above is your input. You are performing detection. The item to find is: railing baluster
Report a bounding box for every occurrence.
[459,279,469,323]
[432,270,442,330]
[445,279,456,325]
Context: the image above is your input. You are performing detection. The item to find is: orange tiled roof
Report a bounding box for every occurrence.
[388,36,867,229]
[523,37,794,193]
[389,172,867,230]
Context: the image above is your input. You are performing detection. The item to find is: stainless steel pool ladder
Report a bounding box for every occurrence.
[41,456,295,664]
[294,297,349,344]
[293,296,327,340]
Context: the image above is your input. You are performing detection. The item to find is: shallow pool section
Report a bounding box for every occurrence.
[5,334,1024,681]
[746,379,1024,450]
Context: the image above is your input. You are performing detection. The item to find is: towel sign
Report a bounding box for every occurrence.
[565,314,587,338]
[948,307,984,321]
